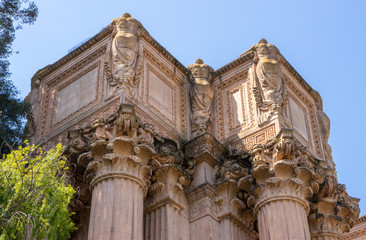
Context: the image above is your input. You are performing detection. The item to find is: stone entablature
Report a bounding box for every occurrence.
[27,13,361,240]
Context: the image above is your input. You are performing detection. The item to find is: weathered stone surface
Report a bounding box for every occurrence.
[26,13,361,240]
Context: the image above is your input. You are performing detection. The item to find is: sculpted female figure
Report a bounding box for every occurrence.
[110,13,141,81]
[253,39,285,106]
[187,59,214,138]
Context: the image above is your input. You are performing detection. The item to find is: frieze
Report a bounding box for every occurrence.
[231,124,276,152]
[49,98,121,146]
[184,133,227,166]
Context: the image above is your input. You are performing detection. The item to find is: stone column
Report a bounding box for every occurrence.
[144,138,191,240]
[69,104,156,240]
[214,153,257,240]
[238,129,324,240]
[184,134,226,240]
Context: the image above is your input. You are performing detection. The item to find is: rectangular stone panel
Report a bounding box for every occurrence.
[148,70,174,122]
[289,97,309,141]
[55,67,98,122]
[231,88,245,129]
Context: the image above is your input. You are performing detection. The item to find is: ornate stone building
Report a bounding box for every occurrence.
[27,13,364,240]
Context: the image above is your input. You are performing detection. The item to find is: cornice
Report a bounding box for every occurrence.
[214,50,323,111]
[214,50,254,76]
[31,16,323,110]
[31,19,189,86]
[356,214,366,224]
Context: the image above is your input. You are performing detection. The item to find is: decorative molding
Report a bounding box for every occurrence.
[39,45,106,137]
[143,48,188,136]
[215,70,253,141]
[285,77,323,157]
[50,62,102,129]
[231,124,276,152]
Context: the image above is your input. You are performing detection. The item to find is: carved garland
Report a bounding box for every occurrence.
[39,45,107,137]
[143,48,188,136]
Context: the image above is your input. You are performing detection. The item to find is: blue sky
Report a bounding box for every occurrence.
[9,0,366,215]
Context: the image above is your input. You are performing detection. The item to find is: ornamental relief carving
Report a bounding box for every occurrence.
[284,76,323,158]
[125,99,179,142]
[214,70,254,141]
[142,47,188,137]
[231,124,276,152]
[39,45,106,137]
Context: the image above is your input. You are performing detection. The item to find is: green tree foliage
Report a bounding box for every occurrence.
[0,143,76,240]
[0,0,38,155]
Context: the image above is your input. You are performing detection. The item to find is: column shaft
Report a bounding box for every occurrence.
[257,198,310,240]
[88,177,144,240]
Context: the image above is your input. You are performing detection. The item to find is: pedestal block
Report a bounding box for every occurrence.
[185,133,226,240]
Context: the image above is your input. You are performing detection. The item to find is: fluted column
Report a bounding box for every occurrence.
[238,129,325,240]
[69,104,156,240]
[253,178,311,240]
[144,138,191,240]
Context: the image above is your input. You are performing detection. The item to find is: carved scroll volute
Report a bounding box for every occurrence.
[187,59,215,139]
[104,13,143,98]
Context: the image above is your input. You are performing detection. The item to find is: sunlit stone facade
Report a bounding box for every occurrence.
[27,13,362,240]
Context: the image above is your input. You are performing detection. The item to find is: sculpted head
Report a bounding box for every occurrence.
[187,59,214,82]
